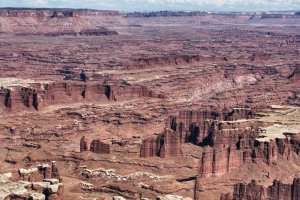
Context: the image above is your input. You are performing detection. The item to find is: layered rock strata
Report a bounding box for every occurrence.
[190,107,300,199]
[168,108,255,145]
[220,178,300,200]
[195,136,300,199]
[1,162,63,200]
[140,129,183,158]
[80,136,111,154]
[80,136,88,152]
[18,162,60,182]
[0,8,124,35]
[0,80,155,112]
[90,139,111,154]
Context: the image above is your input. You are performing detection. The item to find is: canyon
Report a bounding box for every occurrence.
[0,8,299,200]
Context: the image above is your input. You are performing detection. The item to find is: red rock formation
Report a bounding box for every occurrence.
[6,194,27,200]
[126,51,284,70]
[78,28,118,36]
[140,129,183,158]
[18,165,49,182]
[160,129,183,158]
[104,80,154,101]
[0,81,156,112]
[252,140,278,165]
[275,138,292,160]
[0,88,11,109]
[232,180,267,200]
[90,139,111,154]
[290,135,300,155]
[140,136,160,157]
[168,110,220,131]
[0,87,39,111]
[168,108,255,146]
[169,108,254,131]
[292,178,300,200]
[288,67,300,85]
[287,92,300,106]
[80,136,89,152]
[18,162,60,182]
[180,118,259,151]
[46,28,118,37]
[195,135,300,199]
[213,121,258,148]
[197,145,244,179]
[7,162,64,200]
[269,180,293,199]
[197,147,215,179]
[252,138,293,165]
[196,137,296,182]
[220,193,233,200]
[220,178,300,200]
[125,11,207,17]
[0,8,125,35]
[128,54,228,69]
[51,161,60,179]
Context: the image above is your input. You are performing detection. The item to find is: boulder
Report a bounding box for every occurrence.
[29,193,46,200]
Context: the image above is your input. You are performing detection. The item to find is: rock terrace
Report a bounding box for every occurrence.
[0,8,299,200]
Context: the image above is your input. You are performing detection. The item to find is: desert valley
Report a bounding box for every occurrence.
[0,8,300,200]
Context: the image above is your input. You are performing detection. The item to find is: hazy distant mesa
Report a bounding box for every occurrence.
[1,0,300,12]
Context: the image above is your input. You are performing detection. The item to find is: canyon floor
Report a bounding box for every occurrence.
[0,9,300,200]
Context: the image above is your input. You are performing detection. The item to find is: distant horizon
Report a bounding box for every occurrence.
[0,0,299,13]
[0,7,299,13]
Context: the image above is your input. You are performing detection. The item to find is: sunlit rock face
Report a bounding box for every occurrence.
[0,8,300,200]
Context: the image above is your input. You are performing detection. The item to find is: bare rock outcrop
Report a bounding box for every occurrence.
[80,136,89,152]
[288,68,300,82]
[19,164,51,182]
[80,137,111,154]
[197,145,246,179]
[0,86,38,111]
[168,108,255,146]
[1,163,63,200]
[140,129,183,158]
[0,80,156,112]
[290,134,300,155]
[252,140,279,165]
[140,136,160,157]
[252,138,294,165]
[51,161,60,180]
[169,108,254,131]
[220,178,300,200]
[18,162,60,182]
[0,8,125,35]
[196,137,296,181]
[90,139,111,154]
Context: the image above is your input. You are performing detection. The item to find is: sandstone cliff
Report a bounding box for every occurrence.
[90,139,111,154]
[80,136,88,152]
[0,162,64,200]
[169,108,254,131]
[140,129,183,158]
[197,145,244,179]
[168,108,256,146]
[0,8,125,35]
[220,178,300,200]
[195,136,300,199]
[80,136,111,154]
[0,80,156,112]
[196,137,297,179]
